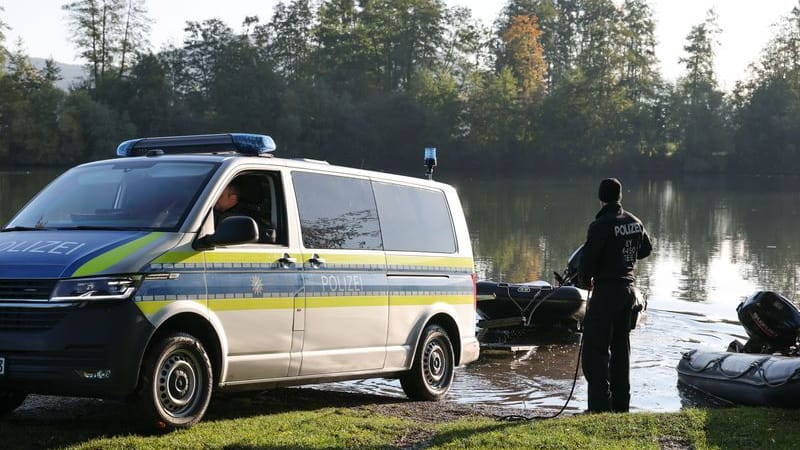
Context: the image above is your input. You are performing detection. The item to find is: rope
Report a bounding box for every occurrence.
[685,351,800,386]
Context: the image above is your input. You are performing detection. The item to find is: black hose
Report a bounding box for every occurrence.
[496,288,590,422]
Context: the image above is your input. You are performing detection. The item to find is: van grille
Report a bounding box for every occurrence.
[0,307,67,332]
[0,279,57,300]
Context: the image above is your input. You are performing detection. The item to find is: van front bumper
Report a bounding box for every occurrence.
[0,300,154,398]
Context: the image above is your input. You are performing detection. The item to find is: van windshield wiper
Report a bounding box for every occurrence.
[0,226,49,232]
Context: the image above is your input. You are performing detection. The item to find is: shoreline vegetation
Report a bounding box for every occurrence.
[3,388,799,449]
[1,1,800,175]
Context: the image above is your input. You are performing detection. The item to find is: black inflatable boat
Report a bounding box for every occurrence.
[476,281,587,329]
[677,291,800,408]
[677,350,800,407]
[476,246,589,331]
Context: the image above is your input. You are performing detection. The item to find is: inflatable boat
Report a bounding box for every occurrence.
[476,247,589,331]
[677,350,800,407]
[476,281,587,330]
[677,291,800,408]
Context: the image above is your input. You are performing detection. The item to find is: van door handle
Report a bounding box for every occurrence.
[309,253,326,268]
[278,253,296,268]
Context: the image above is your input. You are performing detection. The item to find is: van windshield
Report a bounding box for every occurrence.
[6,160,219,231]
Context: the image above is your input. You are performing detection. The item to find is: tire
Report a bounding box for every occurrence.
[400,324,455,401]
[0,391,27,416]
[137,332,213,431]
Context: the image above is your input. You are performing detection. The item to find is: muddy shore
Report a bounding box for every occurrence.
[13,387,557,425]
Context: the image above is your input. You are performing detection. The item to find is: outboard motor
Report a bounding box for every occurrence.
[736,291,800,355]
[555,245,590,290]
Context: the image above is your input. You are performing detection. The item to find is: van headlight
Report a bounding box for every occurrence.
[51,276,141,301]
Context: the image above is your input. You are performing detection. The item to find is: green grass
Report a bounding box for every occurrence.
[432,408,800,449]
[2,392,800,449]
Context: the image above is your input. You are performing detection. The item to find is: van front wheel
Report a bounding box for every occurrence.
[400,324,454,401]
[137,333,213,431]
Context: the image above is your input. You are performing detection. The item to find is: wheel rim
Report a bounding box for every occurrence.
[156,349,203,418]
[422,335,452,392]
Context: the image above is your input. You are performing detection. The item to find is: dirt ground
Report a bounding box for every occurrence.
[14,386,554,426]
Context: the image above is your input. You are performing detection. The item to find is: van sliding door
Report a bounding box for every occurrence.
[292,171,389,375]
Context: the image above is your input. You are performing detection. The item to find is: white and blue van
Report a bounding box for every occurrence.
[0,134,479,429]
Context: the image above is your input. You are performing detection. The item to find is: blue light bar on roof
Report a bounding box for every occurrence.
[116,133,277,157]
[230,133,276,155]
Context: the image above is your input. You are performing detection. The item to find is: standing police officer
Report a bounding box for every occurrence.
[579,178,652,413]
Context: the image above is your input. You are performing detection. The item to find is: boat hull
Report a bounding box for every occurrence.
[476,281,587,329]
[677,349,800,408]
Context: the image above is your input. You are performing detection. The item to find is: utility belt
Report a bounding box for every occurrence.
[589,281,646,330]
[592,277,635,287]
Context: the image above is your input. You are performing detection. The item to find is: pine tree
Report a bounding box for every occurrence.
[677,9,729,170]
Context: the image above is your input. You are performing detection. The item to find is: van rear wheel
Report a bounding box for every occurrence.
[0,391,27,416]
[400,324,454,401]
[137,332,213,431]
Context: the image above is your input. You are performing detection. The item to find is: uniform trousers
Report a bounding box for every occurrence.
[581,282,636,413]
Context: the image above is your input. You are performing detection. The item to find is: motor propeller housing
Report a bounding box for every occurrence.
[556,245,591,290]
[737,291,800,353]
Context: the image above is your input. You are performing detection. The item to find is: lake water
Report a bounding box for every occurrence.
[3,170,800,413]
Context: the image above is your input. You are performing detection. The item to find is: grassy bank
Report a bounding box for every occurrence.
[2,390,799,449]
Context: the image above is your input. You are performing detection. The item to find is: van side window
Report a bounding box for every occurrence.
[223,171,287,245]
[292,172,382,250]
[372,182,456,253]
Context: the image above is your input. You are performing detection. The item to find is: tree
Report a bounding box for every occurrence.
[125,53,173,136]
[464,68,523,162]
[618,0,662,161]
[0,4,9,73]
[63,0,124,84]
[180,19,234,108]
[732,2,800,173]
[620,0,658,103]
[499,15,546,101]
[680,9,720,96]
[118,0,151,76]
[676,9,730,170]
[362,0,447,91]
[497,0,580,90]
[63,0,150,84]
[262,0,315,81]
[209,37,285,134]
[2,41,67,165]
[313,0,377,93]
[439,6,493,83]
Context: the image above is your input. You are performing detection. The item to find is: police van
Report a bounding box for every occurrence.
[0,134,479,429]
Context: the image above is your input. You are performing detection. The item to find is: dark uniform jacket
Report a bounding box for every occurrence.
[579,202,652,287]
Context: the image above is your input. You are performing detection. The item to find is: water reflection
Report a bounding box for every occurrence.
[451,174,800,316]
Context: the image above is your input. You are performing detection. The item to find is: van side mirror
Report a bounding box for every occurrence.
[195,216,259,249]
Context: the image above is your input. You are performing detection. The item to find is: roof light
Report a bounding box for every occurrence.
[116,133,277,157]
[231,133,276,155]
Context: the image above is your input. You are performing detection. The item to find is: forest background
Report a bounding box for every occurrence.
[1,0,799,175]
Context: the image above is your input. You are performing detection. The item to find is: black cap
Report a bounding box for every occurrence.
[598,178,622,203]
